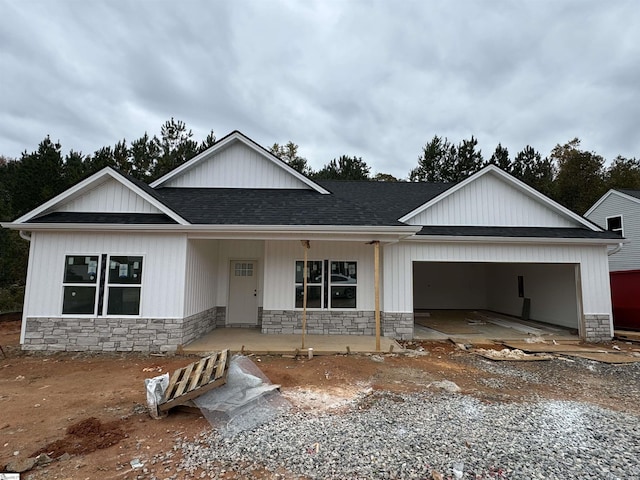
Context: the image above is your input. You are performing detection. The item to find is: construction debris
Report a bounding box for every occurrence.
[193,355,289,437]
[145,350,230,418]
[474,348,554,361]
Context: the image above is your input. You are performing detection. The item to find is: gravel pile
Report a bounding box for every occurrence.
[177,390,640,479]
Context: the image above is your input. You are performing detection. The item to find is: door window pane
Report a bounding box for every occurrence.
[62,286,97,314]
[235,262,254,276]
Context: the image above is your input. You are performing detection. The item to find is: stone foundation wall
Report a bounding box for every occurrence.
[381,312,414,340]
[584,314,612,342]
[215,306,227,328]
[22,317,185,353]
[23,306,223,353]
[182,307,217,346]
[261,310,415,339]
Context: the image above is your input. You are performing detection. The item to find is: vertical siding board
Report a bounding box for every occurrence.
[25,232,186,318]
[183,240,219,317]
[54,179,161,214]
[164,143,311,189]
[585,195,639,272]
[262,240,375,311]
[381,241,611,318]
[410,174,575,227]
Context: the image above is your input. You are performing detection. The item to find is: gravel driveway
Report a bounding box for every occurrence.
[176,354,640,479]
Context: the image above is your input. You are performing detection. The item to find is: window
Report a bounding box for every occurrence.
[330,261,357,308]
[295,260,357,309]
[295,260,323,308]
[61,254,143,316]
[62,255,99,314]
[234,262,254,277]
[107,256,143,315]
[606,215,623,236]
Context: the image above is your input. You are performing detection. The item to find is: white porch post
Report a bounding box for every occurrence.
[374,240,381,351]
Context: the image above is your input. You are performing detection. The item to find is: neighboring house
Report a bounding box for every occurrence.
[585,189,640,330]
[1,131,622,352]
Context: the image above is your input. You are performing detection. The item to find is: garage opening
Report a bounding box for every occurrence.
[412,261,582,338]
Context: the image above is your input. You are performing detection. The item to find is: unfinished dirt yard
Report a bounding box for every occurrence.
[1,313,639,479]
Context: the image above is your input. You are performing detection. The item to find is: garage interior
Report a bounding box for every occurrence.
[412,261,582,341]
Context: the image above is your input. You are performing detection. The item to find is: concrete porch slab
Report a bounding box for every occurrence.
[181,328,403,355]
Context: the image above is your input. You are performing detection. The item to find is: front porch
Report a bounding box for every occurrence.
[181,327,403,355]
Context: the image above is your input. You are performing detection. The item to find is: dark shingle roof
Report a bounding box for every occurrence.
[416,226,623,240]
[316,180,454,221]
[155,187,399,225]
[154,181,452,226]
[26,170,616,241]
[28,212,177,224]
[618,189,640,200]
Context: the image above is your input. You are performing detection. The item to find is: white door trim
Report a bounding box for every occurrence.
[227,259,259,325]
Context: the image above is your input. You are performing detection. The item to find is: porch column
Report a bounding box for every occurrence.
[301,240,310,349]
[373,240,381,351]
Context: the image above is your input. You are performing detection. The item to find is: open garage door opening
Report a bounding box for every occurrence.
[412,261,582,339]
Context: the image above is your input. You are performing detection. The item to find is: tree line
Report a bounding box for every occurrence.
[1,119,639,307]
[409,135,640,215]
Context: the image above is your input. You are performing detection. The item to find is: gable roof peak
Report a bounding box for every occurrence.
[10,166,188,225]
[149,130,330,194]
[398,163,600,231]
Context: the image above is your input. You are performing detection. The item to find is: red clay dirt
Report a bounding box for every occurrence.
[1,313,638,479]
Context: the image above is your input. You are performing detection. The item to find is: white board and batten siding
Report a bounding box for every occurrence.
[585,193,640,272]
[263,240,376,311]
[407,173,576,227]
[383,242,612,319]
[215,240,265,308]
[162,142,311,189]
[25,232,187,319]
[183,240,220,317]
[55,178,161,213]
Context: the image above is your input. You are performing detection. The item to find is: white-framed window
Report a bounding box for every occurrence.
[234,262,254,277]
[62,255,100,315]
[294,260,357,309]
[61,254,143,316]
[106,255,143,315]
[606,215,623,236]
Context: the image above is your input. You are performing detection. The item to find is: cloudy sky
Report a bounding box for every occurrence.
[1,0,639,179]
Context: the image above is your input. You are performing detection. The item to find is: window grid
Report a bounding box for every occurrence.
[235,262,254,277]
[61,254,143,317]
[295,260,357,309]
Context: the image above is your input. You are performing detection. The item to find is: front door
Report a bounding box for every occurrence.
[227,260,258,325]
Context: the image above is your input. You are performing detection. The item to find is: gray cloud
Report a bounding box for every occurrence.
[1,0,639,179]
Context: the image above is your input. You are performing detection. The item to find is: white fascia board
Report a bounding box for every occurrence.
[5,222,419,243]
[150,131,330,194]
[405,234,627,246]
[10,167,189,226]
[398,165,601,231]
[585,189,640,217]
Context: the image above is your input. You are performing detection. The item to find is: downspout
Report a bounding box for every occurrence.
[19,230,32,242]
[607,243,623,256]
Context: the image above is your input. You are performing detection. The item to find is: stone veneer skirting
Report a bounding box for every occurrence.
[583,314,612,342]
[22,306,221,353]
[20,310,612,351]
[261,310,415,340]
